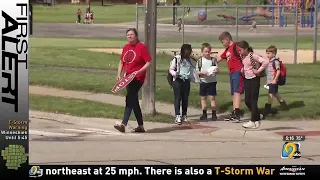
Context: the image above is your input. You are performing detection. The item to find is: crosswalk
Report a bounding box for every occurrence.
[29,130,77,137]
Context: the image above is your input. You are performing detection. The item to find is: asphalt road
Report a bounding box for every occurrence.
[29,112,320,165]
[32,23,314,39]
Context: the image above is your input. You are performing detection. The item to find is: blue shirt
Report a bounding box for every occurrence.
[179,59,192,80]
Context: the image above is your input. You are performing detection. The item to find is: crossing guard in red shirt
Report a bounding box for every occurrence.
[114,28,151,134]
[217,31,243,122]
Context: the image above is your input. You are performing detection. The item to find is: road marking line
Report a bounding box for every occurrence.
[29,130,77,137]
[83,128,140,136]
[64,129,96,133]
[65,128,120,135]
[64,128,140,136]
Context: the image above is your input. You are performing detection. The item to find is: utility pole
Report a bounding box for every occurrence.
[142,0,157,115]
[29,0,33,35]
[173,0,176,25]
[313,0,318,63]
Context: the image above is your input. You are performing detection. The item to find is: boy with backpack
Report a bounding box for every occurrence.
[196,43,220,121]
[217,31,244,122]
[264,45,288,115]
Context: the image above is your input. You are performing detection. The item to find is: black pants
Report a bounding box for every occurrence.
[244,77,260,122]
[172,79,190,116]
[77,15,81,23]
[121,80,143,126]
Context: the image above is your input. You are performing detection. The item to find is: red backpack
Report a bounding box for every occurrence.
[273,58,286,85]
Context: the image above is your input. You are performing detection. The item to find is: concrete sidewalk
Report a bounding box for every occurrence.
[30,110,320,141]
[29,86,320,140]
[29,111,320,165]
[29,86,204,117]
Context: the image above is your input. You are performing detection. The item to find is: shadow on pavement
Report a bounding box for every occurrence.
[146,124,216,134]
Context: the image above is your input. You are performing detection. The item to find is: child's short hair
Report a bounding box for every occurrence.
[266,45,277,55]
[218,31,232,41]
[201,43,211,51]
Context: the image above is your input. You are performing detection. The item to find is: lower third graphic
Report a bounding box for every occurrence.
[281,142,301,159]
[29,166,43,178]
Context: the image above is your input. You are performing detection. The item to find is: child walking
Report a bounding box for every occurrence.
[264,45,288,114]
[237,41,268,129]
[196,43,220,121]
[90,11,94,24]
[177,18,182,33]
[76,8,81,24]
[250,20,257,33]
[217,31,243,122]
[169,44,196,125]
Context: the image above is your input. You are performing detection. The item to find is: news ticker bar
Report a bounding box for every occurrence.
[25,165,318,177]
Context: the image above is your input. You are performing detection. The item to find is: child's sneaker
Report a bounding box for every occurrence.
[175,115,182,125]
[231,113,241,123]
[211,114,217,121]
[200,114,207,121]
[263,84,269,90]
[280,100,289,111]
[264,103,271,115]
[182,115,189,122]
[224,111,235,121]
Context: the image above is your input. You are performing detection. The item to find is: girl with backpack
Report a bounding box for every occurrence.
[236,41,268,129]
[168,44,198,125]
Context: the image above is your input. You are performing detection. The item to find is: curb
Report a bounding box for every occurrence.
[206,127,320,140]
[208,128,281,140]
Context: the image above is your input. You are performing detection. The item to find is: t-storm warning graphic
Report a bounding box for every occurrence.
[1,144,28,170]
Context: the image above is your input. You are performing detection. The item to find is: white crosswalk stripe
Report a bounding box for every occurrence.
[30,127,141,138]
[29,130,77,137]
[65,128,140,136]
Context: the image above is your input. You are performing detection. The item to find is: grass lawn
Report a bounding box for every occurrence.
[34,4,174,24]
[30,47,172,71]
[29,37,318,72]
[30,37,319,50]
[30,95,173,123]
[30,64,320,120]
[29,37,320,120]
[30,37,125,48]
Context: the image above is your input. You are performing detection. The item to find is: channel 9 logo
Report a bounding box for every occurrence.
[29,166,43,178]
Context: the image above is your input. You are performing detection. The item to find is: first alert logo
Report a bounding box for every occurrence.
[215,167,275,175]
